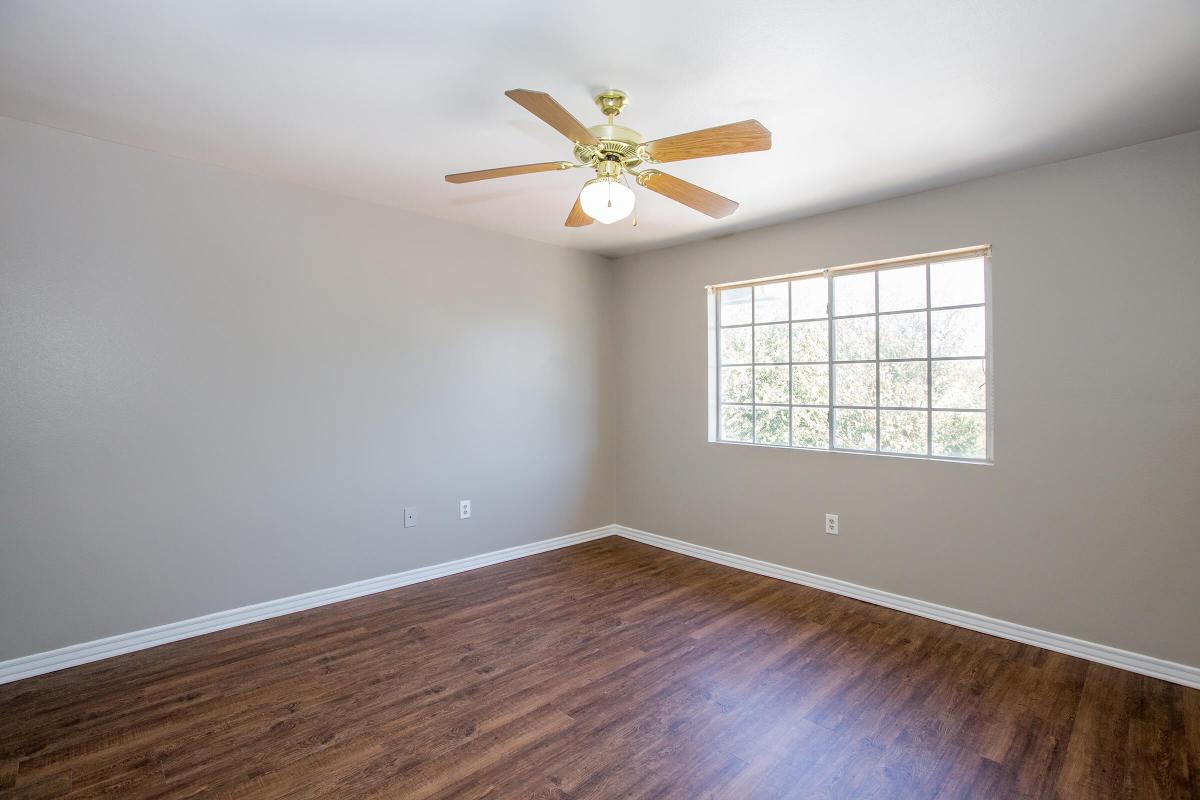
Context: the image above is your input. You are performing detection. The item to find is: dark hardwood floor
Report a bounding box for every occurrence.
[1,536,1196,799]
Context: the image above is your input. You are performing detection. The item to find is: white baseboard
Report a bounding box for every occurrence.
[5,523,1197,689]
[0,526,612,685]
[612,524,1200,689]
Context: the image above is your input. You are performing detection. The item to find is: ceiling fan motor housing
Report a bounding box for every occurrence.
[575,123,644,170]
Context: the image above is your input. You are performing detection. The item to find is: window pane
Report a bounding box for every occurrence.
[878,311,927,359]
[931,307,985,357]
[792,407,829,448]
[720,326,752,364]
[715,254,988,462]
[878,265,926,312]
[932,411,986,458]
[879,361,927,408]
[720,366,752,403]
[754,282,789,323]
[833,272,875,316]
[834,316,876,361]
[932,359,986,409]
[880,410,927,454]
[791,276,828,319]
[791,320,829,363]
[834,363,875,406]
[834,409,876,450]
[754,365,789,404]
[754,323,789,363]
[792,364,829,405]
[720,405,753,442]
[930,257,985,307]
[755,406,790,445]
[720,286,752,326]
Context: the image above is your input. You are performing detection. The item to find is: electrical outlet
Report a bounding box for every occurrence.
[825,513,839,535]
[404,506,417,528]
[459,500,471,519]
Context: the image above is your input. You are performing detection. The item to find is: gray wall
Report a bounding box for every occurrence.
[3,113,1197,671]
[0,117,614,660]
[612,131,1200,667]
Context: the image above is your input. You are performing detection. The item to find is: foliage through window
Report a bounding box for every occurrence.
[711,251,991,461]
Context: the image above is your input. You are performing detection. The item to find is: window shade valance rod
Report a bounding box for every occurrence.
[704,245,992,293]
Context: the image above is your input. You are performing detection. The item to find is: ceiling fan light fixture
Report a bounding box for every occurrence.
[579,177,635,224]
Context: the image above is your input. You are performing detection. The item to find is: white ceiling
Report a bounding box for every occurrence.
[2,1,1198,258]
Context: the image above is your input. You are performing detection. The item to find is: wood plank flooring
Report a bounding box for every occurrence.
[1,536,1197,798]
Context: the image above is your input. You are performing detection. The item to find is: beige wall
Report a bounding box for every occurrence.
[3,113,1197,671]
[0,117,614,661]
[612,131,1200,667]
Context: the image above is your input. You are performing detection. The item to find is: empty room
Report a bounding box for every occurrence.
[1,1,1198,797]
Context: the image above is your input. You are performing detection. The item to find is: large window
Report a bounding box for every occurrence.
[710,248,991,462]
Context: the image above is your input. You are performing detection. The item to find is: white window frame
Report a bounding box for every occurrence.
[706,246,993,464]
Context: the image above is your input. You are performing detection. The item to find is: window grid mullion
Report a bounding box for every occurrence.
[925,263,934,456]
[828,302,983,322]
[750,288,757,444]
[787,280,793,447]
[715,293,722,441]
[874,271,880,453]
[826,270,835,450]
[820,356,984,365]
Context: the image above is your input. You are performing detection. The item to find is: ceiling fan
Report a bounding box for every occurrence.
[445,89,771,227]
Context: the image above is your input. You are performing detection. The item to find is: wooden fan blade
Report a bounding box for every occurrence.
[638,170,739,219]
[445,161,571,184]
[565,193,593,227]
[643,120,771,164]
[505,89,601,146]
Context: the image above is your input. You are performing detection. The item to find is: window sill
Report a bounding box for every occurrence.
[707,438,993,466]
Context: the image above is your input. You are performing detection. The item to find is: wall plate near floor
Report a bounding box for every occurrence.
[459,500,471,519]
[825,514,839,535]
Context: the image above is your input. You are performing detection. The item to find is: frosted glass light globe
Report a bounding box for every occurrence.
[579,178,635,224]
